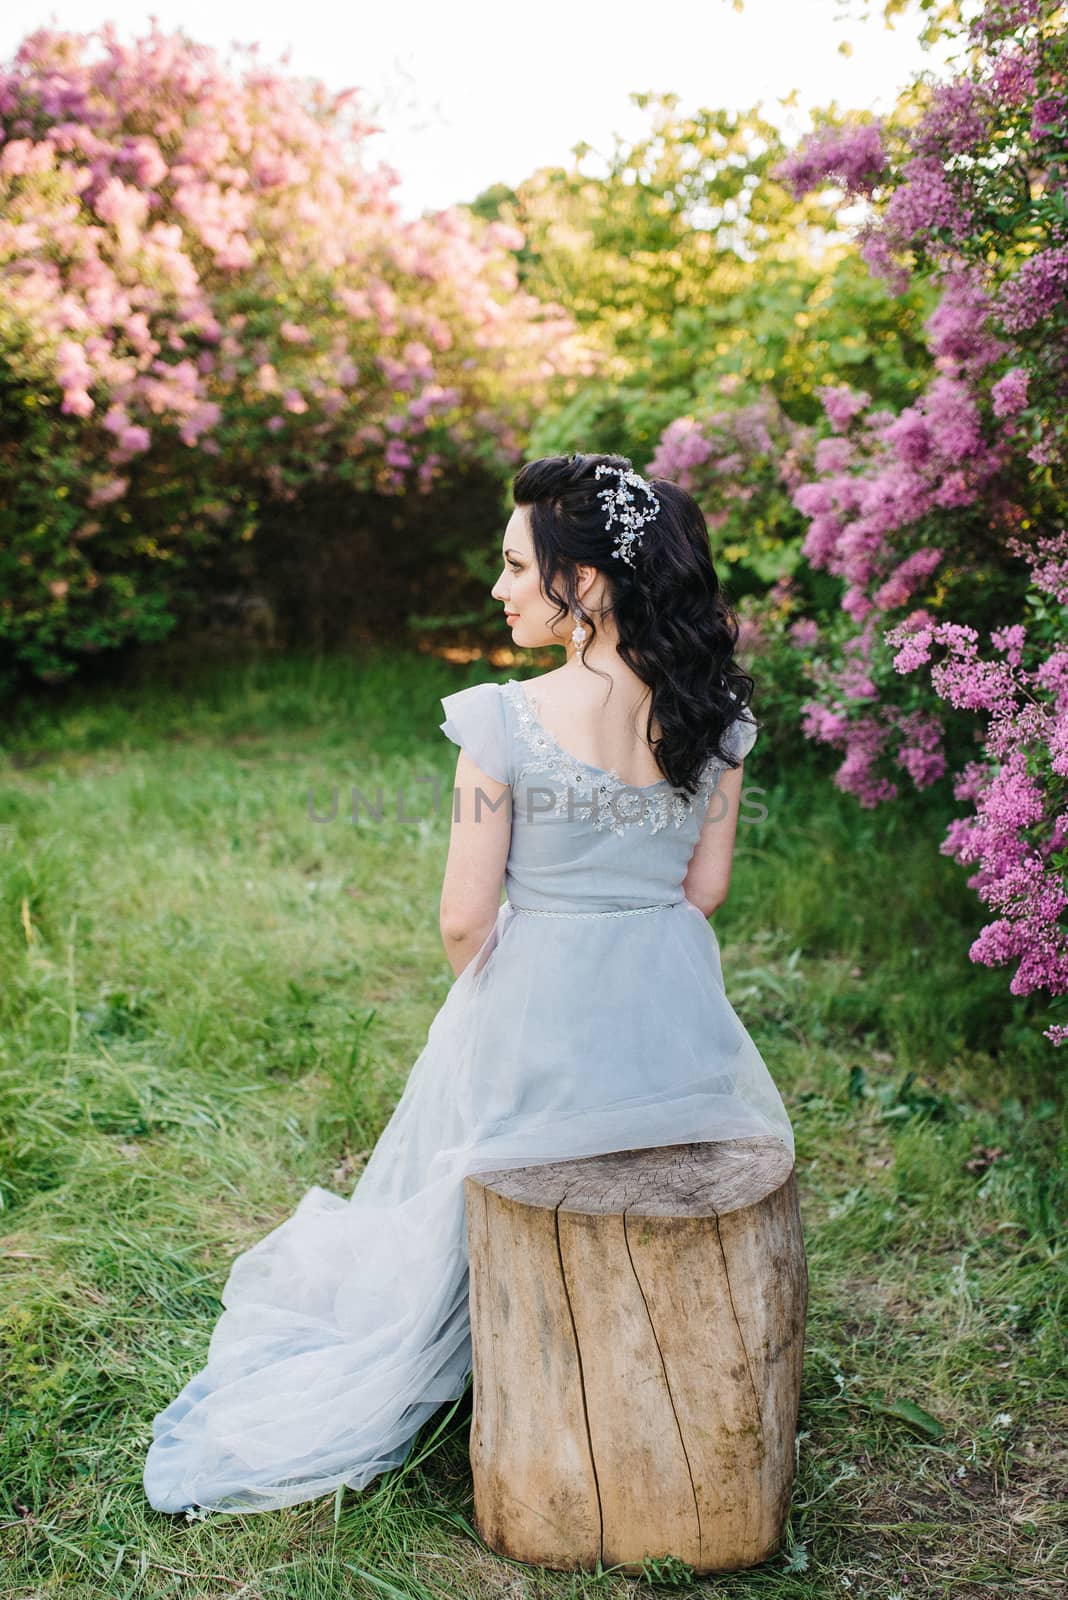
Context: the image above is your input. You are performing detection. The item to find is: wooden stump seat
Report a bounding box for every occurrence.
[463,1136,807,1575]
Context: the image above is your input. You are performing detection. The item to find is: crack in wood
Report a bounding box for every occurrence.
[480,1184,502,1456]
[554,1182,604,1563]
[713,1212,764,1460]
[622,1204,703,1567]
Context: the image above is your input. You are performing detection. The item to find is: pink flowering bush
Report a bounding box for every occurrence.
[0,24,592,688]
[648,386,815,547]
[763,0,1068,1041]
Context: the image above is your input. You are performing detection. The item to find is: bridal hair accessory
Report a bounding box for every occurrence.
[594,462,660,567]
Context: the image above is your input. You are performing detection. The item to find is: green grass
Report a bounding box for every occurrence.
[1,647,1065,1599]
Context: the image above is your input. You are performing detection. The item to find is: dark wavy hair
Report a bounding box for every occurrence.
[511,451,757,795]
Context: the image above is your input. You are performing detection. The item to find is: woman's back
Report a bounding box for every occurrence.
[518,665,667,790]
[439,676,756,913]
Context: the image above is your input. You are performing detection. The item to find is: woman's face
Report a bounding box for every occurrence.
[491,506,569,650]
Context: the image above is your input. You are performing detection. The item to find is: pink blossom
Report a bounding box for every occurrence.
[857,226,911,295]
[886,620,935,673]
[785,617,819,652]
[0,137,33,175]
[385,438,413,468]
[882,156,975,249]
[990,366,1030,417]
[179,401,222,445]
[1027,429,1062,467]
[886,708,946,787]
[817,384,871,433]
[61,387,94,417]
[911,80,992,158]
[0,28,659,736]
[990,48,1038,106]
[969,1,1041,46]
[990,623,1026,668]
[1034,648,1068,709]
[773,120,888,200]
[924,267,1007,375]
[813,436,854,474]
[103,403,130,436]
[118,424,151,453]
[884,409,932,467]
[87,474,129,506]
[1031,95,1067,139]
[648,417,715,485]
[931,643,1016,711]
[872,547,942,611]
[118,135,168,188]
[997,247,1068,334]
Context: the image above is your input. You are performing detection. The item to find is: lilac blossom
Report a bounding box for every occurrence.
[774,120,889,201]
[991,367,1031,417]
[997,247,1068,334]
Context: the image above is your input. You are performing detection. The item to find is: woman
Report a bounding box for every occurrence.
[143,451,794,1516]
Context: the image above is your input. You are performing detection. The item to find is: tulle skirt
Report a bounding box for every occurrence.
[143,897,793,1514]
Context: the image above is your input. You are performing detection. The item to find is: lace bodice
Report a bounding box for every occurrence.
[440,676,758,913]
[505,678,721,838]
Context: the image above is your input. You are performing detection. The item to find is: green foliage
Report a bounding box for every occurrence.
[479,91,935,460]
[0,322,219,695]
[455,93,938,630]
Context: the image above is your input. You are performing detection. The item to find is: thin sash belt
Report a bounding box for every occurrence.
[507,900,679,919]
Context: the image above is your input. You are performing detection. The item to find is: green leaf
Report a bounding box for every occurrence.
[862,1392,944,1438]
[344,1566,432,1600]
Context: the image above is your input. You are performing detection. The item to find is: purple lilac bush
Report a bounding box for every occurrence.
[655,0,1068,1041]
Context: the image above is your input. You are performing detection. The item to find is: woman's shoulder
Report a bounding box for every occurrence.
[510,670,560,695]
[439,679,513,786]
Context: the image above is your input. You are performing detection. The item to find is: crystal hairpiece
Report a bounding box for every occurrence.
[593,462,660,567]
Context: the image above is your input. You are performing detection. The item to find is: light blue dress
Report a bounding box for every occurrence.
[143,677,794,1515]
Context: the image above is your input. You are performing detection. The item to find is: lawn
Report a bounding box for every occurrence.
[1,648,1064,1599]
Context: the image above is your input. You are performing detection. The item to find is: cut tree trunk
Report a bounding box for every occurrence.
[463,1136,807,1575]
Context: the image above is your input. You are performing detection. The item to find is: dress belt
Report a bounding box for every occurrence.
[507,900,679,918]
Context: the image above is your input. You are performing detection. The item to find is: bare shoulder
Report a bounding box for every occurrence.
[526,665,623,706]
[527,666,659,740]
[518,666,572,706]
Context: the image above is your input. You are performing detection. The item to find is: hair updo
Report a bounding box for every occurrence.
[511,451,756,795]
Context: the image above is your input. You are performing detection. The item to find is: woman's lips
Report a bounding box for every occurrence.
[505,612,518,622]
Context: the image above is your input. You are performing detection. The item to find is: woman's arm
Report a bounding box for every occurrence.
[439,746,512,978]
[682,761,745,918]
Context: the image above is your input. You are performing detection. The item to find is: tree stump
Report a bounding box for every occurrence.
[463,1136,807,1575]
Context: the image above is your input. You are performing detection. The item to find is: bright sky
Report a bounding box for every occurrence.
[9,0,961,219]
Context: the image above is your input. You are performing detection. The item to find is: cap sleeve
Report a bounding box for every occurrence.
[704,695,757,778]
[439,681,512,786]
[725,704,758,763]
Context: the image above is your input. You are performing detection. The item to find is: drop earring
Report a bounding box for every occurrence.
[570,610,588,657]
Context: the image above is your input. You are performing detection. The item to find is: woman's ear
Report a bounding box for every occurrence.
[575,563,600,606]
